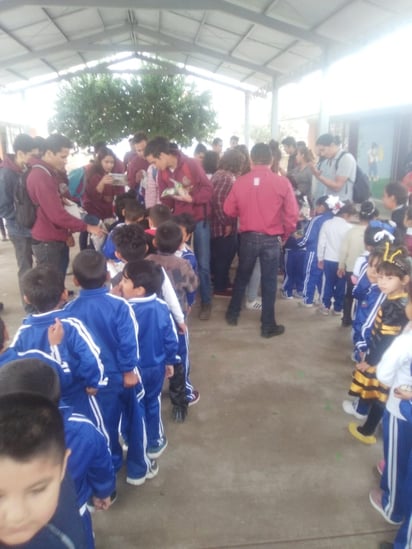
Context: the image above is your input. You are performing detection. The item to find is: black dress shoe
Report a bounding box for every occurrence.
[225,312,238,326]
[261,325,285,338]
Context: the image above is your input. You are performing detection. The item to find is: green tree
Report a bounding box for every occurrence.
[49,69,218,147]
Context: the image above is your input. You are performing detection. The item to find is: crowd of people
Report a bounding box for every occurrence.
[0,130,412,548]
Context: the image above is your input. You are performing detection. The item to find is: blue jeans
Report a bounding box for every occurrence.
[32,240,69,276]
[322,260,346,311]
[210,234,237,291]
[193,220,211,304]
[227,232,281,330]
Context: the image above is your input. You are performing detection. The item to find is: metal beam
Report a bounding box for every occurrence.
[0,0,334,48]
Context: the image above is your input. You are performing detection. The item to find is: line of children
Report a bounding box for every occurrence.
[347,244,410,445]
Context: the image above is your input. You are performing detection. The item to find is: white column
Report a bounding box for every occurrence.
[244,91,251,148]
[270,77,279,138]
[318,53,330,134]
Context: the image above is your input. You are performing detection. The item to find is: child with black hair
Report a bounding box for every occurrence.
[0,265,106,431]
[173,212,198,308]
[0,358,115,549]
[296,195,334,307]
[102,199,145,261]
[147,221,199,419]
[65,250,154,486]
[0,392,87,548]
[111,223,185,329]
[120,260,180,457]
[145,204,173,254]
[348,244,411,445]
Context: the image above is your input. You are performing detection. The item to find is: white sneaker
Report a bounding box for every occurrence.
[317,305,330,316]
[245,298,262,310]
[342,399,367,419]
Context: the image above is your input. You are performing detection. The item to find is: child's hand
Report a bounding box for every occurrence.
[92,496,112,511]
[123,370,139,388]
[337,268,345,278]
[317,260,324,270]
[165,365,174,379]
[178,322,187,334]
[86,387,98,396]
[48,318,64,346]
[394,386,412,400]
[356,361,369,372]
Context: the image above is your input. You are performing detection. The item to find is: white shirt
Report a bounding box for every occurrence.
[317,216,352,262]
[377,330,412,420]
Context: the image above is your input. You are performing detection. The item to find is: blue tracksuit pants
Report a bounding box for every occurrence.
[140,365,165,449]
[322,259,346,311]
[283,248,305,297]
[302,251,323,305]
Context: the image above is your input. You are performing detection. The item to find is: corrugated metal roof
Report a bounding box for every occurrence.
[0,0,411,91]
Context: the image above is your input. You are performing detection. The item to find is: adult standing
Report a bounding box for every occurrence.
[0,134,36,309]
[145,136,213,320]
[289,143,315,204]
[310,134,356,202]
[210,148,244,295]
[224,143,299,338]
[27,134,103,275]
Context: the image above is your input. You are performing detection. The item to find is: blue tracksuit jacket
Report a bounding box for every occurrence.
[61,405,115,549]
[64,287,150,481]
[3,311,106,427]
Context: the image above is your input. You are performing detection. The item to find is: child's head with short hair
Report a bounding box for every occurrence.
[72,250,108,289]
[112,224,147,262]
[0,358,60,405]
[113,191,137,221]
[22,266,66,313]
[148,204,172,229]
[359,200,379,222]
[0,391,68,546]
[124,201,145,224]
[172,213,196,243]
[154,221,183,254]
[120,260,163,299]
[383,182,408,210]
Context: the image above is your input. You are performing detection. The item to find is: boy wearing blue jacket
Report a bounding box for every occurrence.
[0,266,107,433]
[65,250,155,486]
[0,358,116,549]
[121,259,180,458]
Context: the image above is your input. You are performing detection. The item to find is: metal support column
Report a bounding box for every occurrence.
[270,77,279,138]
[244,91,250,148]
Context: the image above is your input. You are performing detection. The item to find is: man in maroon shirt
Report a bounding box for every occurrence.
[145,136,213,320]
[127,132,149,192]
[27,134,104,275]
[224,143,299,338]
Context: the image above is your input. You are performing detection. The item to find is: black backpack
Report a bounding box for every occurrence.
[14,164,50,229]
[336,152,371,204]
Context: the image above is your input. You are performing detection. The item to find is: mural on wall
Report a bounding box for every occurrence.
[357,118,394,198]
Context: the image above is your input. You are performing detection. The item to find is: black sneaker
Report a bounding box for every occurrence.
[172,405,187,423]
[261,325,285,338]
[225,311,238,326]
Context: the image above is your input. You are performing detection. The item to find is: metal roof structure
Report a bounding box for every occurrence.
[0,0,411,93]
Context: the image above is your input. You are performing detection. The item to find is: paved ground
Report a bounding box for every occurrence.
[0,239,397,549]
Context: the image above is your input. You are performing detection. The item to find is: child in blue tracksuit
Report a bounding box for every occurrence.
[297,195,334,307]
[65,250,154,486]
[0,266,107,432]
[121,259,180,458]
[0,358,116,549]
[376,316,412,543]
[174,212,198,309]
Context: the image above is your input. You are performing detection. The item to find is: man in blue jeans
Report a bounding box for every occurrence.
[224,143,299,338]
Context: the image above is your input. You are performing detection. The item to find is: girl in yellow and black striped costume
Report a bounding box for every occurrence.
[348,243,411,444]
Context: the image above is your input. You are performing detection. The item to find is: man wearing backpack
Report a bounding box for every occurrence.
[0,134,36,310]
[310,134,357,202]
[26,134,104,276]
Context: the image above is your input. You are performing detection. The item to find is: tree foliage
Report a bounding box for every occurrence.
[49,69,218,147]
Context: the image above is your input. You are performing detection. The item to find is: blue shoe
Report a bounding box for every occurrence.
[147,437,168,459]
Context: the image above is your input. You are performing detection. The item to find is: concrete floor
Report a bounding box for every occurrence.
[0,238,397,549]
